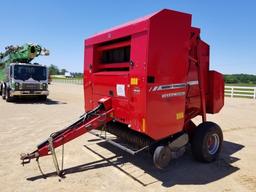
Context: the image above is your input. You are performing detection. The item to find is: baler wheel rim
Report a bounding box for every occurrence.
[207,133,220,155]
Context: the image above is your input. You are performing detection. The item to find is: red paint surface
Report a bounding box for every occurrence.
[84,9,224,140]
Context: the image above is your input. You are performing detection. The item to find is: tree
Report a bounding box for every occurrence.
[48,64,60,75]
[224,74,256,84]
[60,68,67,75]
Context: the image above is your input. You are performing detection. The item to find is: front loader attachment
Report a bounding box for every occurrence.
[20,97,113,175]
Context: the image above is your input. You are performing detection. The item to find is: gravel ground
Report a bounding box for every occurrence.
[0,83,255,192]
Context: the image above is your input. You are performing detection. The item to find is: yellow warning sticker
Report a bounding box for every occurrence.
[130,77,138,85]
[176,112,184,120]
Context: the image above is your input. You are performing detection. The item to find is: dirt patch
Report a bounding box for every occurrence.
[0,83,256,192]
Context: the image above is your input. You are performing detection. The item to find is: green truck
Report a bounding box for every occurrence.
[0,44,50,101]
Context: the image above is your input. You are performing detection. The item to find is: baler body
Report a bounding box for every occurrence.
[20,9,225,172]
[84,9,224,141]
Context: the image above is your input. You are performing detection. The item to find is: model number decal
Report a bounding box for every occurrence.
[149,81,198,92]
[161,91,185,98]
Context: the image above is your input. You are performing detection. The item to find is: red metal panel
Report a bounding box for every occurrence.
[85,20,149,46]
[91,73,131,125]
[84,44,93,111]
[185,32,210,122]
[198,40,210,96]
[129,31,148,132]
[146,10,192,140]
[206,71,224,113]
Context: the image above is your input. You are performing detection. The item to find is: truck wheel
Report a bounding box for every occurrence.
[40,95,47,101]
[0,84,2,96]
[2,87,6,100]
[153,145,171,169]
[5,89,12,102]
[191,122,223,162]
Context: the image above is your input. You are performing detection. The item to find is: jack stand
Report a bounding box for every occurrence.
[48,137,63,177]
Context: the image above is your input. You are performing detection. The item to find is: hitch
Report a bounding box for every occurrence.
[20,152,39,165]
[20,97,113,176]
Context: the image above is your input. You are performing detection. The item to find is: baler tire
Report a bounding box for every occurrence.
[191,121,223,162]
[153,145,171,169]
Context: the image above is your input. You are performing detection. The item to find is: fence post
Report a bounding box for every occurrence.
[254,87,256,99]
[231,87,234,98]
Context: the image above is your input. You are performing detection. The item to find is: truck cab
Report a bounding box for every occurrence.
[1,63,49,101]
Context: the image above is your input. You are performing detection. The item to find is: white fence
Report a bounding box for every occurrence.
[52,78,83,85]
[52,79,256,99]
[225,86,256,99]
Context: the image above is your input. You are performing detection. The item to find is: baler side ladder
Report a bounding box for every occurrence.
[20,97,113,176]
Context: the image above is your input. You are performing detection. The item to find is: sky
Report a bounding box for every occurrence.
[0,0,255,74]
